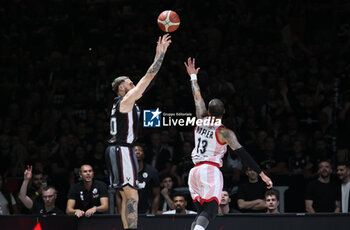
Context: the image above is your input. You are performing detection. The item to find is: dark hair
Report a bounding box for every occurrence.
[318,159,332,168]
[208,98,225,117]
[111,76,129,94]
[171,192,186,200]
[337,162,350,168]
[265,189,279,201]
[160,173,173,182]
[133,143,145,151]
[79,164,94,173]
[42,186,58,194]
[32,169,43,176]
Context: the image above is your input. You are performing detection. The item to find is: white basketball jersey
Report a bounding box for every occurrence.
[191,117,227,166]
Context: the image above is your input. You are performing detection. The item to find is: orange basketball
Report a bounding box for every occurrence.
[157,10,180,33]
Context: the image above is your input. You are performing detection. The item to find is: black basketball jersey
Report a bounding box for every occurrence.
[109,97,140,144]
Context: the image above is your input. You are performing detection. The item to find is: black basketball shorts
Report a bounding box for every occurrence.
[105,145,139,189]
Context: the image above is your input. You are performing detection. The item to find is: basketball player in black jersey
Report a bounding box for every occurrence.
[105,34,171,230]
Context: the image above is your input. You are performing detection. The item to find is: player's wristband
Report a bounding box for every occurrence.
[190,74,197,81]
[94,206,98,212]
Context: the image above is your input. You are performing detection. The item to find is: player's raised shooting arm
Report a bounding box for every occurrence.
[120,35,171,111]
[184,57,207,118]
[191,79,207,119]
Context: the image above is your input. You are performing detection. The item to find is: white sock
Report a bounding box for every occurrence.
[194,225,205,230]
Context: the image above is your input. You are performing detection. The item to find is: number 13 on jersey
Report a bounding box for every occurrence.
[196,137,208,154]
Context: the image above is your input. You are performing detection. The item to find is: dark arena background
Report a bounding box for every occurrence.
[1,0,350,229]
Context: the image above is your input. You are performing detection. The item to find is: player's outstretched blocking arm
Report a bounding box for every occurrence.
[121,34,171,111]
[218,128,273,189]
[184,57,207,118]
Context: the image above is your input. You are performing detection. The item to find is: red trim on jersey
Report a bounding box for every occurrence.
[128,147,136,186]
[195,161,220,168]
[215,125,227,145]
[125,114,129,143]
[193,195,200,203]
[193,196,220,206]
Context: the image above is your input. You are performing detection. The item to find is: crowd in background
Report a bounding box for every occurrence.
[0,0,350,214]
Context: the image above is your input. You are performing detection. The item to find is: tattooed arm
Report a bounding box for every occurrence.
[218,127,273,189]
[184,57,207,118]
[120,34,171,112]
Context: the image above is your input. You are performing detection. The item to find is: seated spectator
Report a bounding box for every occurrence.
[135,144,160,214]
[265,189,280,214]
[305,160,340,213]
[158,174,176,213]
[336,162,350,213]
[236,167,267,213]
[218,190,240,214]
[66,164,108,218]
[162,194,196,214]
[32,186,64,215]
[0,174,18,214]
[18,166,62,215]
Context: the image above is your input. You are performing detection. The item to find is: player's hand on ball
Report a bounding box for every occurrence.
[184,57,200,76]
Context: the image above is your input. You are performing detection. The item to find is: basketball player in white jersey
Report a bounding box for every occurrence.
[184,57,273,230]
